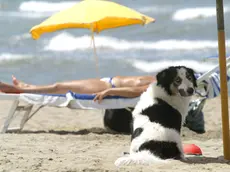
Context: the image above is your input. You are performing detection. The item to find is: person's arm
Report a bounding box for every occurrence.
[93,85,148,103]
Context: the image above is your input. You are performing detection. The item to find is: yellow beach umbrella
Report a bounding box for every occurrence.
[30,0,155,72]
[30,0,155,39]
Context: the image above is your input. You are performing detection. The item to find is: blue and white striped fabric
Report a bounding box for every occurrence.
[195,72,230,99]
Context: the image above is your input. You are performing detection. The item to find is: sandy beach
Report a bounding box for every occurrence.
[0,97,230,172]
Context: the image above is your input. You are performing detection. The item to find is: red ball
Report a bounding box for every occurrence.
[183,144,202,155]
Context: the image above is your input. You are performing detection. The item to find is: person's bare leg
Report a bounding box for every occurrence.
[50,79,111,94]
[3,78,111,94]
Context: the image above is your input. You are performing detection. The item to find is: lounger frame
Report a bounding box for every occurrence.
[0,94,45,133]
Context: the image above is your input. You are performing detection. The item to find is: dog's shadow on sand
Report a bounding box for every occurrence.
[183,156,230,164]
[10,127,129,135]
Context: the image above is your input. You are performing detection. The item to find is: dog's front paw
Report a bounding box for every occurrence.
[114,156,131,167]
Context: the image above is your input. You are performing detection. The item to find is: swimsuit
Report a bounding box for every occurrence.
[100,77,116,88]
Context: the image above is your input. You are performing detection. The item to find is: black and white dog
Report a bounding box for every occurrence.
[115,66,197,166]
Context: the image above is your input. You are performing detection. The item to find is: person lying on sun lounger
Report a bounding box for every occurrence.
[0,75,156,103]
[0,74,206,134]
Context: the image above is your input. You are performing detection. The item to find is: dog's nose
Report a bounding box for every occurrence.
[187,87,194,95]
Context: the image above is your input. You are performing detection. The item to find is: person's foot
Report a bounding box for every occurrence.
[0,81,21,93]
[12,75,34,88]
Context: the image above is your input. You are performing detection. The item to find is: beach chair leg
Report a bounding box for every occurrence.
[19,105,33,131]
[18,105,44,131]
[24,105,44,124]
[1,100,19,133]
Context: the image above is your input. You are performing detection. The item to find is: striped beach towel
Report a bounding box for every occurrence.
[196,71,230,98]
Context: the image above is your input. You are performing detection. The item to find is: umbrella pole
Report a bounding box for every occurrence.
[216,0,230,160]
[91,30,99,77]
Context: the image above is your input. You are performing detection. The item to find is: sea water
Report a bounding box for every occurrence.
[0,0,230,86]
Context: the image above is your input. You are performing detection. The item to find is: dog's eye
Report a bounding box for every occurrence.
[187,75,192,81]
[174,77,181,84]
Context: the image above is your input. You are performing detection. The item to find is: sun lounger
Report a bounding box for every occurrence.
[0,93,139,133]
[1,60,230,133]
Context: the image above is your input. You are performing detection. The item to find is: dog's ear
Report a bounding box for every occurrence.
[156,67,175,84]
[156,67,177,95]
[187,67,197,87]
[156,70,167,84]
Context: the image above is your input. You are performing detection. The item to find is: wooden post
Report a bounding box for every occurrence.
[216,0,230,160]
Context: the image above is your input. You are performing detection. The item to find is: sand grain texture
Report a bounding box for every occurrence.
[0,97,230,172]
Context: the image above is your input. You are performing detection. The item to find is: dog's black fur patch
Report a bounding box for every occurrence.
[139,140,182,160]
[131,127,143,141]
[186,67,197,87]
[140,98,182,133]
[156,67,178,95]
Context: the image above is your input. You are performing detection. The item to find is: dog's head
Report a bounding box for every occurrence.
[156,66,197,97]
